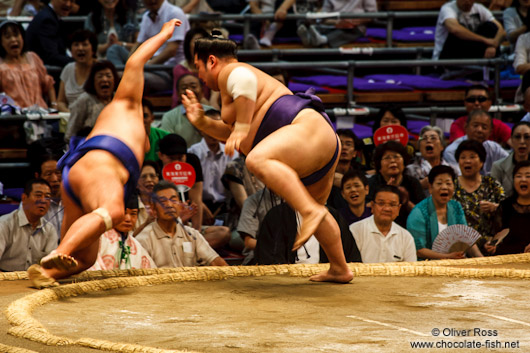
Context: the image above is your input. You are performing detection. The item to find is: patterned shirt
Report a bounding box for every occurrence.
[453,176,505,239]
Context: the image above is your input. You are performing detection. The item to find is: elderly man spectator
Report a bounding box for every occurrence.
[350,185,417,263]
[131,0,190,94]
[449,85,512,145]
[0,179,57,271]
[136,181,228,267]
[25,0,74,67]
[160,73,213,147]
[444,109,509,175]
[433,0,505,60]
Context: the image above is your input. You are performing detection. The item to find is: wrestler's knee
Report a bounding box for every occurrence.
[93,206,125,231]
[245,150,267,179]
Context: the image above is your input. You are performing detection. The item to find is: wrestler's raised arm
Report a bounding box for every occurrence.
[115,19,181,104]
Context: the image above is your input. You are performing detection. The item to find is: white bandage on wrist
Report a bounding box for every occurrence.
[226,66,258,101]
[92,207,113,231]
[233,122,251,132]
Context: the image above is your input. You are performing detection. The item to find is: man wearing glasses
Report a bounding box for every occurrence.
[136,181,228,268]
[0,179,58,271]
[349,185,417,263]
[449,85,512,145]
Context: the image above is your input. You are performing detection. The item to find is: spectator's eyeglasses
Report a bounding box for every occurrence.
[465,96,489,103]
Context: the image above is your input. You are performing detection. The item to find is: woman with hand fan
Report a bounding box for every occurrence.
[407,165,483,259]
[486,160,530,255]
[453,140,505,250]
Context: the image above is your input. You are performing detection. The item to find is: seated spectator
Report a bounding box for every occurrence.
[137,161,161,231]
[367,141,425,228]
[128,0,190,94]
[32,151,64,238]
[444,110,509,175]
[248,0,287,47]
[222,156,264,211]
[169,0,214,13]
[0,179,57,271]
[136,181,228,267]
[491,122,530,197]
[188,109,238,225]
[454,140,505,247]
[327,128,365,210]
[158,133,204,230]
[405,126,455,196]
[297,0,377,48]
[433,0,505,60]
[25,0,74,67]
[503,0,530,45]
[8,0,44,16]
[364,106,413,172]
[65,60,119,142]
[57,30,98,113]
[143,98,170,162]
[171,27,217,108]
[255,203,362,264]
[237,188,281,264]
[339,169,371,226]
[350,185,417,263]
[161,73,213,147]
[449,85,512,145]
[90,192,156,270]
[407,165,482,260]
[335,128,365,186]
[486,160,530,255]
[0,21,57,109]
[84,0,138,64]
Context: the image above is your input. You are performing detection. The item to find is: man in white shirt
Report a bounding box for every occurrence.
[349,185,417,263]
[134,0,190,93]
[188,109,238,222]
[0,179,57,271]
[433,0,505,60]
[136,181,228,267]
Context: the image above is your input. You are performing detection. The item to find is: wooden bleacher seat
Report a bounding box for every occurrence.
[0,148,27,159]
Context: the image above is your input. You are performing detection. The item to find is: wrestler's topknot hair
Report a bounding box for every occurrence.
[194,35,237,65]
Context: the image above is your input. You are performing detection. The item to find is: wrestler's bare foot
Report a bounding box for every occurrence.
[27,264,59,289]
[292,206,328,251]
[309,268,354,283]
[40,251,78,271]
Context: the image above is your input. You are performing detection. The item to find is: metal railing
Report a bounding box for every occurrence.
[1,9,503,48]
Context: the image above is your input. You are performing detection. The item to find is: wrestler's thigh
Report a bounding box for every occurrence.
[67,155,126,213]
[305,151,340,205]
[247,110,337,178]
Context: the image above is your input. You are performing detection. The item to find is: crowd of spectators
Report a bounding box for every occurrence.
[4,0,530,273]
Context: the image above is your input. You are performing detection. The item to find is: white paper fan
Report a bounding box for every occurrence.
[432,225,482,254]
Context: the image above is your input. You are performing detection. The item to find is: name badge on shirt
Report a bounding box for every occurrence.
[183,242,193,253]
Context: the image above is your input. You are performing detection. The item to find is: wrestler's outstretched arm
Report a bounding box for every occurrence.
[182,89,232,142]
[115,19,181,104]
